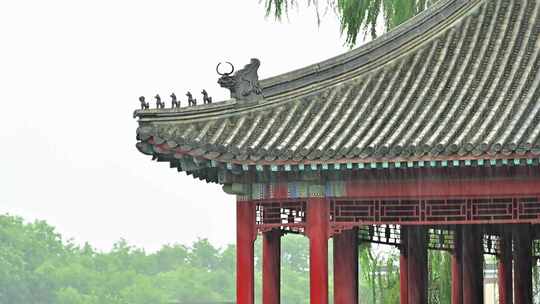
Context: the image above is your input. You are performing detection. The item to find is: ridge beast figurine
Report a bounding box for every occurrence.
[139,96,149,110]
[170,93,179,108]
[155,94,165,109]
[217,58,263,103]
[201,89,212,104]
[186,91,197,106]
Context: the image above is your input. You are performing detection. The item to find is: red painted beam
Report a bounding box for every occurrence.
[237,200,256,304]
[462,225,483,304]
[498,227,513,304]
[514,224,533,304]
[307,197,329,304]
[345,177,540,199]
[333,228,358,304]
[407,226,427,304]
[248,168,540,202]
[263,229,281,304]
[451,226,463,304]
[400,228,408,304]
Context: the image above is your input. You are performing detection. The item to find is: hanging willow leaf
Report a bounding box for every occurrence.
[263,0,439,46]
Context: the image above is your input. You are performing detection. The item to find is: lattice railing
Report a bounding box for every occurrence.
[483,234,500,256]
[534,239,540,259]
[330,197,540,225]
[355,226,457,250]
[253,199,537,255]
[358,225,401,246]
[355,226,501,255]
[255,200,306,233]
[428,228,454,251]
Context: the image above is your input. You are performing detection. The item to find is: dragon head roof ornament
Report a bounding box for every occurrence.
[217,58,263,104]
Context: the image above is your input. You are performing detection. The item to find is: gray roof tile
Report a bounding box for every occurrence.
[135,0,540,170]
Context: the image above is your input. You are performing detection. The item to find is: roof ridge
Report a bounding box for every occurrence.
[135,0,480,121]
[260,0,479,98]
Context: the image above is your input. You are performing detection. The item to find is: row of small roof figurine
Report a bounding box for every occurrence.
[139,90,212,110]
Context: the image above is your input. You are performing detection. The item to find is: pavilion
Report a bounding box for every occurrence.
[134,0,540,303]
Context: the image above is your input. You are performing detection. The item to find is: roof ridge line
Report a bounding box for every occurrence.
[260,0,480,98]
[136,0,481,122]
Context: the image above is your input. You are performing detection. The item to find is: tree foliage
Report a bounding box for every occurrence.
[4,214,528,303]
[263,0,439,46]
[0,214,310,303]
[428,250,451,304]
[358,243,400,304]
[0,214,235,304]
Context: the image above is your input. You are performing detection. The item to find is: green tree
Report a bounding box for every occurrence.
[263,0,439,46]
[188,238,220,271]
[534,255,540,302]
[428,250,451,304]
[0,214,239,304]
[358,243,400,304]
[0,215,66,303]
[150,244,189,274]
[281,235,310,304]
[119,276,166,304]
[1,213,467,304]
[55,287,100,304]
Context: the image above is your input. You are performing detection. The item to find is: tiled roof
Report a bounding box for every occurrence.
[135,0,540,178]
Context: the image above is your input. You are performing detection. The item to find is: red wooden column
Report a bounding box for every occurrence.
[333,228,358,304]
[498,226,512,304]
[451,226,463,304]
[513,224,533,304]
[237,200,256,304]
[407,226,427,304]
[263,229,281,304]
[307,197,329,304]
[462,225,483,304]
[400,227,408,304]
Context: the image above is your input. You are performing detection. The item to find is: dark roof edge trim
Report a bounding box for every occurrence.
[171,154,540,183]
[142,149,540,182]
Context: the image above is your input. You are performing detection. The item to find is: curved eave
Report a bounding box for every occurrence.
[137,138,540,184]
[134,0,540,183]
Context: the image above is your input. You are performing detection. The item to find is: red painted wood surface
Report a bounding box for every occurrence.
[307,197,329,304]
[248,172,540,201]
[498,228,513,304]
[400,228,408,304]
[263,229,281,304]
[333,228,358,304]
[514,224,533,304]
[256,196,540,231]
[329,196,540,226]
[407,226,427,304]
[451,226,463,304]
[345,176,540,199]
[237,200,256,304]
[273,183,289,199]
[462,225,483,304]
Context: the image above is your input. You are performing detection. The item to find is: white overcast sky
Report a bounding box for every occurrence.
[0,0,351,252]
